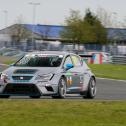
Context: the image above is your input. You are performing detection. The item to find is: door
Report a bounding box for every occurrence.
[63,56,78,93]
[64,55,83,93]
[70,54,84,93]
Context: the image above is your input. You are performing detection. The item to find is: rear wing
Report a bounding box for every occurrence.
[79,53,103,64]
[79,54,93,58]
[79,54,93,63]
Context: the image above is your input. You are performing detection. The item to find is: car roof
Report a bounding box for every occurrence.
[27,51,75,56]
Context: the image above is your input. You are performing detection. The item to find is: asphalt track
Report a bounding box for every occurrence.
[95,78,126,100]
[9,78,126,100]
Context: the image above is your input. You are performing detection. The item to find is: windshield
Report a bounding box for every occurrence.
[15,54,63,67]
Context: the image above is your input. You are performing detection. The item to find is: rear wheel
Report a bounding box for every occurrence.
[52,77,66,99]
[83,77,96,99]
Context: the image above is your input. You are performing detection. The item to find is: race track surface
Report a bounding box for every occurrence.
[95,78,126,100]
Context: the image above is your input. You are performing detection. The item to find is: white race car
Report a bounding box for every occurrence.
[0,51,96,99]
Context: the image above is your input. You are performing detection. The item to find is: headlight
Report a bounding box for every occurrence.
[0,73,10,83]
[1,73,8,80]
[35,73,54,81]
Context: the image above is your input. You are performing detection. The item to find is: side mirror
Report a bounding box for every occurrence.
[65,64,74,70]
[10,63,14,67]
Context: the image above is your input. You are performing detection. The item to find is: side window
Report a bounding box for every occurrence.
[63,56,72,67]
[71,55,82,67]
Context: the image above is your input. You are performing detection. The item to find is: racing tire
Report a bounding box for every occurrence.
[52,77,66,99]
[0,95,10,98]
[83,77,96,99]
[30,96,41,99]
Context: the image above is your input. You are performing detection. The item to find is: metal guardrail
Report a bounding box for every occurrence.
[112,55,126,65]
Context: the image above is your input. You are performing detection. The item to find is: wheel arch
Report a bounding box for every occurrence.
[61,75,66,80]
[91,76,96,83]
[61,75,67,84]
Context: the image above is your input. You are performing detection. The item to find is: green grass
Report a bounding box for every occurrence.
[0,100,126,126]
[0,56,16,65]
[88,64,126,80]
[3,60,16,65]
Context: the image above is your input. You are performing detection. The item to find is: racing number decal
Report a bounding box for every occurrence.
[66,72,72,86]
[67,76,72,86]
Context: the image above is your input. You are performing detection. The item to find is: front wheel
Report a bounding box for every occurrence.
[83,77,96,99]
[52,77,66,99]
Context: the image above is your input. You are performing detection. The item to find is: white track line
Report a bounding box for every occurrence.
[0,63,9,66]
[97,77,126,83]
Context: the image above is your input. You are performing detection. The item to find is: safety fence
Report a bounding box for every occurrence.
[111,56,126,65]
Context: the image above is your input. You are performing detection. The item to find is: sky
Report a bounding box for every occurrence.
[0,0,126,29]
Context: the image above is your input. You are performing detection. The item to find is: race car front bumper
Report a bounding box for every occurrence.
[0,82,58,96]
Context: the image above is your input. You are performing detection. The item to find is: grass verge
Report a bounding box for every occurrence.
[88,64,126,80]
[0,100,126,126]
[0,56,16,65]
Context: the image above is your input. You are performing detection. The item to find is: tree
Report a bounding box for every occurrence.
[83,9,107,44]
[11,24,30,44]
[60,10,82,43]
[60,9,107,45]
[10,16,31,47]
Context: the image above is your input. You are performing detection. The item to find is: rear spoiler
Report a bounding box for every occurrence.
[79,54,93,63]
[79,54,93,58]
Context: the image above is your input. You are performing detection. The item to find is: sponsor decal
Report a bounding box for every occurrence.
[66,72,72,76]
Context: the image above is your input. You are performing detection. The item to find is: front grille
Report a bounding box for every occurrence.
[14,69,37,74]
[12,76,33,80]
[3,84,40,95]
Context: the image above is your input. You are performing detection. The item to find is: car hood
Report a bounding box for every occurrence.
[2,66,59,76]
